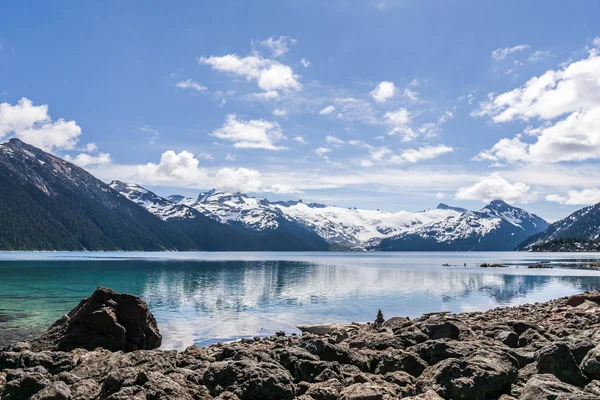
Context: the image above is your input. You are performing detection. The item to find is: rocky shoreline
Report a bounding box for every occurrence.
[2,288,600,399]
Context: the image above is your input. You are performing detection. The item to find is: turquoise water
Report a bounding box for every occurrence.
[1,251,600,350]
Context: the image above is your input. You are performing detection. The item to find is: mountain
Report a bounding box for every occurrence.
[517,202,600,251]
[0,139,198,251]
[111,183,330,251]
[376,200,549,251]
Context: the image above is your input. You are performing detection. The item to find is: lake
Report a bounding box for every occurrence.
[1,251,600,350]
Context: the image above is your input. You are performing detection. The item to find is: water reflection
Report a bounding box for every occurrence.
[0,257,599,349]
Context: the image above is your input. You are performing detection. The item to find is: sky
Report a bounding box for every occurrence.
[1,1,600,221]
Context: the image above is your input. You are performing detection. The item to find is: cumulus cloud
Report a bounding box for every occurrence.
[370,81,396,102]
[273,108,287,117]
[215,167,263,193]
[314,147,331,157]
[319,105,336,115]
[455,174,537,203]
[384,108,415,141]
[475,52,600,164]
[300,58,311,68]
[293,136,307,144]
[391,145,454,164]
[200,54,301,95]
[265,183,302,194]
[546,189,600,205]
[210,114,286,150]
[491,44,530,60]
[325,136,344,144]
[0,98,82,152]
[257,36,296,58]
[137,150,206,184]
[64,152,112,167]
[176,79,207,92]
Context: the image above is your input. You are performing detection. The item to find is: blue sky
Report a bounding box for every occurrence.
[1,1,600,220]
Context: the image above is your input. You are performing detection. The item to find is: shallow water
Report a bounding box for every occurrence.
[1,251,600,350]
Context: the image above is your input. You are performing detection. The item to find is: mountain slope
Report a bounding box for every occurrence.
[112,183,330,251]
[376,200,549,251]
[0,139,198,251]
[517,202,600,251]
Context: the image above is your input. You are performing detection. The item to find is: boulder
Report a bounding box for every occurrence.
[203,360,296,400]
[373,350,427,377]
[338,382,397,400]
[535,343,587,386]
[3,366,52,399]
[30,381,71,400]
[403,390,444,400]
[581,344,600,380]
[567,293,600,307]
[415,349,518,399]
[520,374,596,400]
[30,286,161,352]
[495,330,519,348]
[297,324,358,336]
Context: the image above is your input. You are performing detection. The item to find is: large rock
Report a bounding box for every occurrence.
[415,348,518,399]
[29,287,161,352]
[581,344,600,380]
[520,374,596,400]
[203,360,296,400]
[535,343,587,387]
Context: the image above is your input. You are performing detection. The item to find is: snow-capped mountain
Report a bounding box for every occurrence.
[114,182,548,251]
[111,183,329,251]
[517,202,600,251]
[377,200,549,251]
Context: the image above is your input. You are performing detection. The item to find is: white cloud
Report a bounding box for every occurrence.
[176,79,207,92]
[197,152,214,160]
[225,153,236,161]
[527,50,551,63]
[436,192,445,199]
[273,108,287,117]
[265,183,302,194]
[248,91,279,101]
[257,36,296,58]
[491,44,530,60]
[593,37,600,48]
[215,167,262,193]
[408,79,420,87]
[319,105,336,115]
[391,145,454,164]
[300,58,311,68]
[200,54,301,95]
[136,150,206,185]
[476,52,600,164]
[140,126,160,144]
[64,152,112,167]
[402,88,419,101]
[384,108,415,141]
[359,160,374,167]
[80,142,98,152]
[370,81,396,102]
[210,114,286,150]
[314,147,331,157]
[455,173,537,203]
[294,136,307,144]
[0,98,82,152]
[418,111,453,139]
[546,189,600,205]
[325,135,344,144]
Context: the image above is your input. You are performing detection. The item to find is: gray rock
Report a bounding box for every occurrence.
[495,330,519,348]
[581,344,600,380]
[203,360,296,400]
[30,286,161,352]
[338,382,397,400]
[415,348,518,399]
[373,350,427,377]
[3,366,52,399]
[520,374,596,400]
[30,381,71,400]
[536,343,587,386]
[297,324,357,336]
[402,390,444,399]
